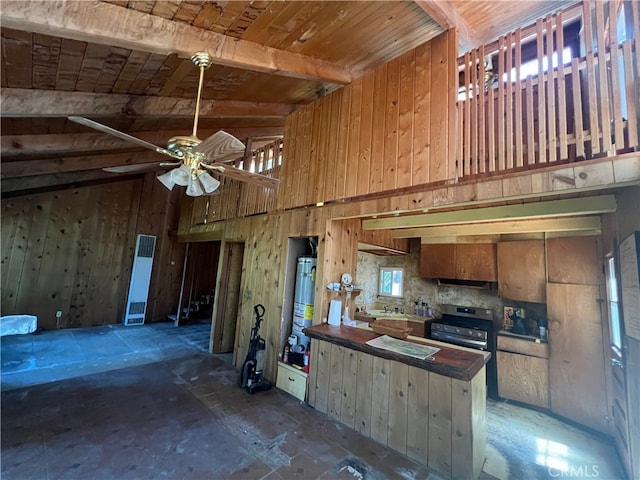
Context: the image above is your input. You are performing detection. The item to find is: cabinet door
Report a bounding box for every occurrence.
[420,244,456,278]
[497,240,546,303]
[455,244,497,281]
[547,283,609,434]
[497,350,549,408]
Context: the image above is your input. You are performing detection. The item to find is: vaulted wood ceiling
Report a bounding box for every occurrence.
[0,0,576,196]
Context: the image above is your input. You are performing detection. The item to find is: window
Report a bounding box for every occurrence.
[379,267,403,298]
[606,254,623,352]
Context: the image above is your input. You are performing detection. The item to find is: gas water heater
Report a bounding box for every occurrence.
[292,256,316,351]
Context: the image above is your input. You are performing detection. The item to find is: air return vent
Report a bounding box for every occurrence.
[124,234,156,326]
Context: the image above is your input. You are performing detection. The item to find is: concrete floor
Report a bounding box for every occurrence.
[1,322,626,480]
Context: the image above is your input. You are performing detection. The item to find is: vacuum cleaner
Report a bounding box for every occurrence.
[239,304,272,394]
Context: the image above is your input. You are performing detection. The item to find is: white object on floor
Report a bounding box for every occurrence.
[0,315,37,336]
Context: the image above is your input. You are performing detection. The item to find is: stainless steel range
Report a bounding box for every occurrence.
[431,304,497,398]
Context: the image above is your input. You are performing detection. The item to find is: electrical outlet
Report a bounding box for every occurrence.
[56,311,62,318]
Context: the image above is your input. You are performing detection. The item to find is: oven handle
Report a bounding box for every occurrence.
[432,332,488,349]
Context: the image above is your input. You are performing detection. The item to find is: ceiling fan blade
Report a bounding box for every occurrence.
[193,130,245,161]
[103,163,162,173]
[203,163,279,189]
[68,116,182,160]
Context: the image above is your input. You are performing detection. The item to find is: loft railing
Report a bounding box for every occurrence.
[190,138,283,225]
[456,0,640,178]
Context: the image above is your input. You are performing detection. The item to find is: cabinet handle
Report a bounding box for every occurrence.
[288,377,295,382]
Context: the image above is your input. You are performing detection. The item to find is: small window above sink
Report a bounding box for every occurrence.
[378,267,403,298]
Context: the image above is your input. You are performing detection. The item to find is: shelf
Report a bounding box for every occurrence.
[328,288,362,295]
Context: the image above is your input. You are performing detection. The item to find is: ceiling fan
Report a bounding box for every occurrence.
[68,52,279,196]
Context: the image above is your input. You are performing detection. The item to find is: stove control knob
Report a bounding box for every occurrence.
[477,332,482,337]
[455,328,460,333]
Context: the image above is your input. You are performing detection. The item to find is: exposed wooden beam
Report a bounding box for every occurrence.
[2,129,284,158]
[1,151,162,178]
[393,216,602,238]
[1,169,135,195]
[0,0,354,85]
[414,0,479,51]
[364,195,617,230]
[0,127,284,162]
[419,235,502,244]
[1,88,296,118]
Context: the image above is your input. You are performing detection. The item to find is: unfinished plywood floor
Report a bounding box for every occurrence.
[1,323,625,480]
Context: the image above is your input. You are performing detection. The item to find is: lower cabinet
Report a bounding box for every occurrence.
[497,334,550,409]
[276,361,307,401]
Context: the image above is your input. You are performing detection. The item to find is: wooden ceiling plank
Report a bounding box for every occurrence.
[32,33,61,90]
[55,38,87,91]
[145,54,184,96]
[414,0,478,51]
[74,43,111,92]
[150,0,181,21]
[211,1,255,37]
[94,47,131,93]
[128,53,166,95]
[238,1,293,46]
[156,58,195,97]
[2,128,284,158]
[365,195,617,230]
[392,216,602,239]
[0,87,295,117]
[1,29,33,89]
[224,1,272,40]
[172,1,204,24]
[191,2,222,30]
[112,50,150,93]
[0,150,163,178]
[0,0,353,84]
[127,1,155,15]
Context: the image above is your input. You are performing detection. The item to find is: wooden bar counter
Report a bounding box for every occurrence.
[303,324,489,479]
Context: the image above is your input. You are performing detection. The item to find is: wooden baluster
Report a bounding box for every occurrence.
[546,15,557,163]
[536,18,547,163]
[464,51,471,177]
[583,0,600,155]
[488,82,496,171]
[478,45,487,173]
[556,12,569,160]
[506,32,514,169]
[595,0,613,153]
[571,58,586,158]
[526,76,535,165]
[498,36,506,171]
[608,7,624,151]
[514,30,524,168]
[622,40,639,147]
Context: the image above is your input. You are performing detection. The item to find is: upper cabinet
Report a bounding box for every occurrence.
[497,240,546,303]
[420,244,497,282]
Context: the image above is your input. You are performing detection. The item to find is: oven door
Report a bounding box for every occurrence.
[431,330,489,350]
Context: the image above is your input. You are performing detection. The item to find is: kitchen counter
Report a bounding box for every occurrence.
[304,323,488,381]
[304,323,487,479]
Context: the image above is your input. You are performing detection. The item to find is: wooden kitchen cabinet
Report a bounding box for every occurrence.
[497,333,550,408]
[547,283,609,434]
[276,361,307,401]
[497,240,546,303]
[420,244,456,278]
[420,243,497,281]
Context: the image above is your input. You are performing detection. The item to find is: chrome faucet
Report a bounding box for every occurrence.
[384,305,389,313]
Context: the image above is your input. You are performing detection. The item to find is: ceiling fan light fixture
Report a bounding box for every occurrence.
[198,171,221,194]
[157,170,176,190]
[171,164,191,186]
[186,176,204,197]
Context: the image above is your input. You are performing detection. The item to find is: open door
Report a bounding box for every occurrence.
[211,241,245,353]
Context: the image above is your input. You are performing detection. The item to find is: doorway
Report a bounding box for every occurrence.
[174,241,220,351]
[211,241,245,354]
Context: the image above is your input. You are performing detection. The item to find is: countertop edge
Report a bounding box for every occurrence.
[304,324,488,382]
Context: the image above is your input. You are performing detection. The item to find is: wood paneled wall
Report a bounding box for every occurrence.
[1,175,184,329]
[277,30,458,210]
